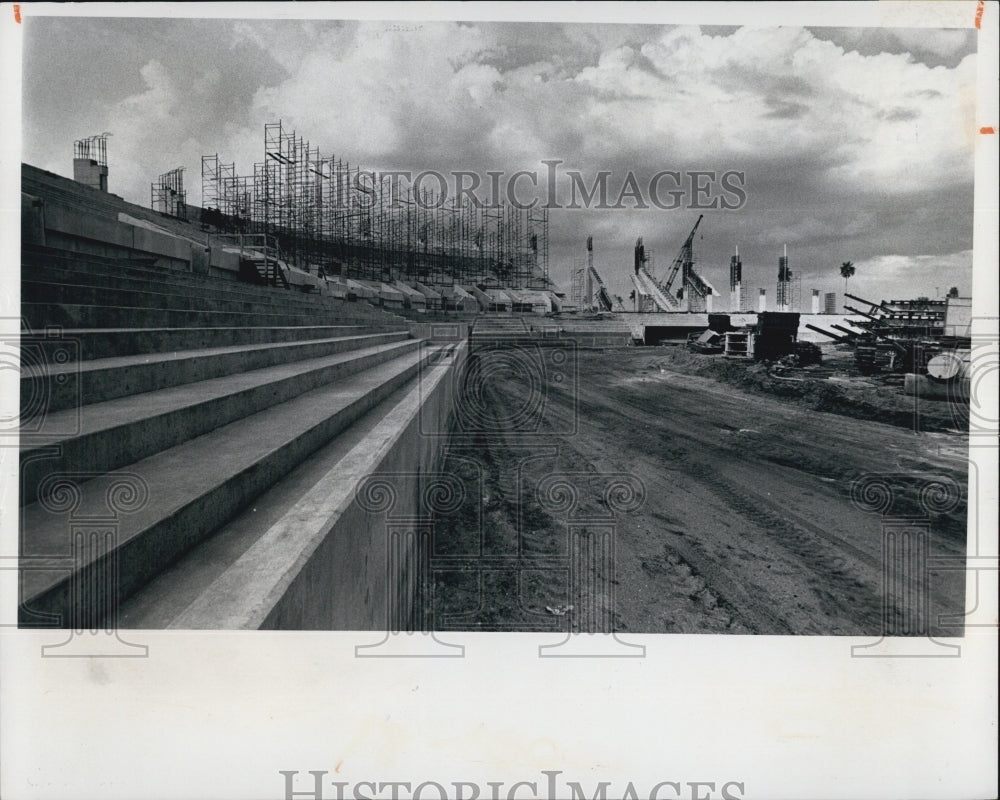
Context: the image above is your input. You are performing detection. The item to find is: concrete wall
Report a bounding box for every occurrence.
[274,347,458,629]
[406,321,471,342]
[944,297,972,337]
[33,198,195,271]
[21,192,46,246]
[22,164,231,276]
[613,312,866,343]
[263,343,465,630]
[560,331,632,348]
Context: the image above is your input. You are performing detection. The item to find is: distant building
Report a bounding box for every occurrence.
[823,292,837,314]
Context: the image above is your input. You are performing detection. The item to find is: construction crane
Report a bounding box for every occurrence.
[589,267,614,311]
[630,215,716,312]
[661,214,704,299]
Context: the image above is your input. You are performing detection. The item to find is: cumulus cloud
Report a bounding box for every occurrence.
[20,18,978,303]
[243,22,974,192]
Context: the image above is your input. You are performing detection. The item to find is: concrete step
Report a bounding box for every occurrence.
[22,302,347,330]
[24,244,205,277]
[115,367,420,628]
[19,338,421,506]
[24,249,387,316]
[22,279,331,317]
[23,265,334,310]
[24,331,412,414]
[26,245,272,290]
[22,325,408,362]
[117,342,461,629]
[19,343,446,628]
[22,248,408,325]
[24,255,338,304]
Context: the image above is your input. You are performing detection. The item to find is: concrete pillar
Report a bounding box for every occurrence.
[811,290,820,315]
[758,288,767,313]
[73,158,108,192]
[706,293,714,313]
[731,284,742,313]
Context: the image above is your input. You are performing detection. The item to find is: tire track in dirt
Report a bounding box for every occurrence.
[431,348,969,635]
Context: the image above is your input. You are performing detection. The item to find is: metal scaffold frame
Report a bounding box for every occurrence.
[151,167,187,218]
[196,121,549,288]
[571,260,586,309]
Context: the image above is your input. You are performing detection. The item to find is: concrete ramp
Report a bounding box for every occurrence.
[631,267,678,311]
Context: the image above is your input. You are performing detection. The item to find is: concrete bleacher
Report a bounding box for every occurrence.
[17,163,631,631]
[21,244,404,329]
[19,242,465,631]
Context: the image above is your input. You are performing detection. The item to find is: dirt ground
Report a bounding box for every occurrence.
[426,344,969,636]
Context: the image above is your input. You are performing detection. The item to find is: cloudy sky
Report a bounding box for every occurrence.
[20,10,979,304]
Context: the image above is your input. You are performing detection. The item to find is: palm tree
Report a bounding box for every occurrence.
[840,261,856,294]
[947,286,959,298]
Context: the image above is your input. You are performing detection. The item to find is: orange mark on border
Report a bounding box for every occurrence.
[975,0,984,29]
[981,127,996,135]
[334,760,343,773]
[13,4,21,23]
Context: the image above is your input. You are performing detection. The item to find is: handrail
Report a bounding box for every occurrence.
[208,232,289,288]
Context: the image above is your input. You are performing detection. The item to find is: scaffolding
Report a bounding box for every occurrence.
[741,286,766,313]
[571,261,586,309]
[776,273,803,311]
[151,167,187,217]
[790,274,802,312]
[197,121,549,287]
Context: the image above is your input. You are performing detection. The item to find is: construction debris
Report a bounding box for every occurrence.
[807,293,972,401]
[687,311,811,364]
[904,349,971,400]
[687,329,724,354]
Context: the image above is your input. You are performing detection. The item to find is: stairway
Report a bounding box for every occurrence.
[21,244,403,329]
[18,246,461,630]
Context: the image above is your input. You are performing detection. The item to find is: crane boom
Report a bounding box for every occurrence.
[662,214,704,296]
[588,265,613,311]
